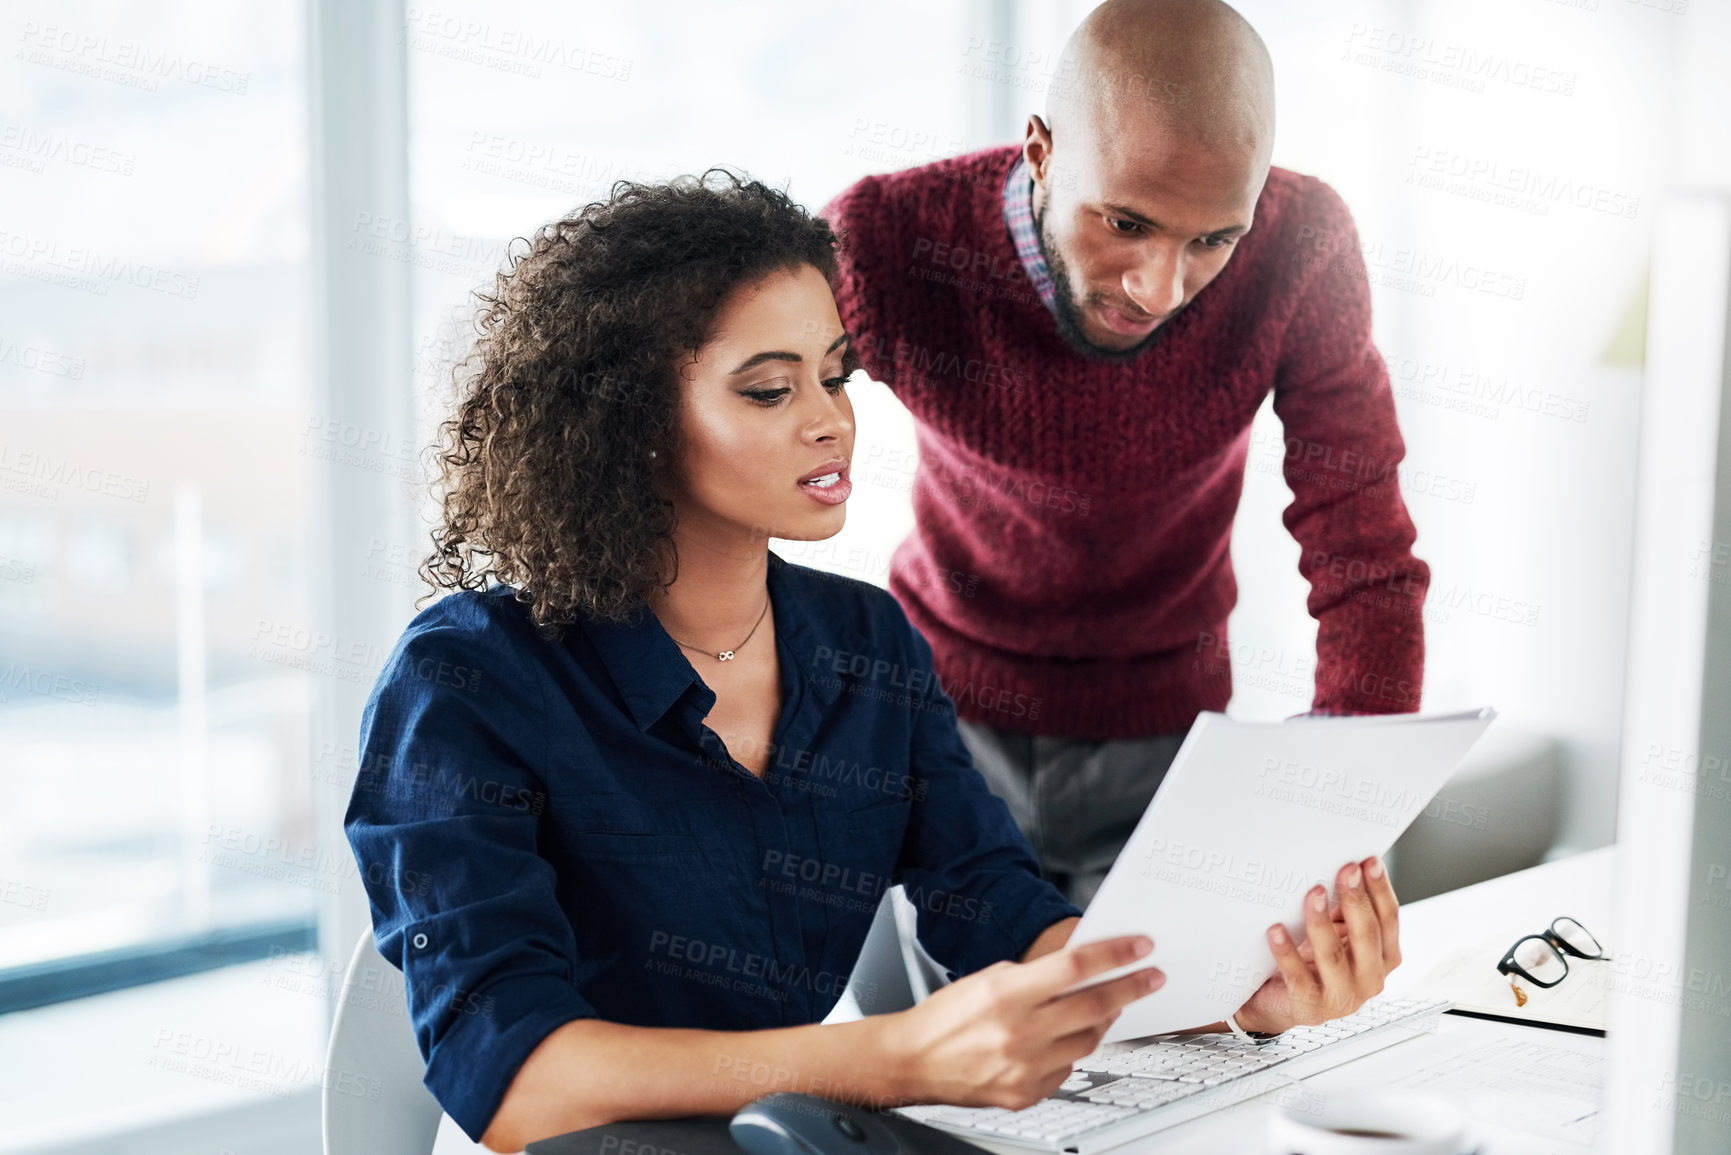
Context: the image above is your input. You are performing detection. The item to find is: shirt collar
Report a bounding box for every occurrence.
[1002,154,1059,316]
[579,551,834,734]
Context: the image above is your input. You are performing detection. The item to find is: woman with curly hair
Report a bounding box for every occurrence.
[345,171,1398,1152]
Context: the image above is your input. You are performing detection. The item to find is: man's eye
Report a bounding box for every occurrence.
[743,387,790,405]
[1200,235,1234,249]
[1108,217,1141,234]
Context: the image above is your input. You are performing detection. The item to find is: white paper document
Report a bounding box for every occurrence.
[1070,708,1497,1041]
[1378,1025,1603,1150]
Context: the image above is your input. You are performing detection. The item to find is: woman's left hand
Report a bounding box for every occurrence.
[1232,855,1401,1034]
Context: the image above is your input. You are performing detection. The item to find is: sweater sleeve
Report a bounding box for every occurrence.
[819,176,897,385]
[1270,179,1431,715]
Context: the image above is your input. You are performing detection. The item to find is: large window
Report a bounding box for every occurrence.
[0,0,315,1006]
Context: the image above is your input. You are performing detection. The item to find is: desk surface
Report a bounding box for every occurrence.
[1127,847,1614,1154]
[1387,846,1613,1001]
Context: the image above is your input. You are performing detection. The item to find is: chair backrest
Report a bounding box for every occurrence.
[890,885,954,1003]
[822,884,915,1022]
[323,931,446,1155]
[821,885,952,1023]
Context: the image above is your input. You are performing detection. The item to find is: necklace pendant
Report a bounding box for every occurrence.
[717,650,735,661]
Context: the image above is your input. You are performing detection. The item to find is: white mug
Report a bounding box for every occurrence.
[1265,1090,1467,1155]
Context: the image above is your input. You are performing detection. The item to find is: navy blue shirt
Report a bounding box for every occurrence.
[345,551,1080,1141]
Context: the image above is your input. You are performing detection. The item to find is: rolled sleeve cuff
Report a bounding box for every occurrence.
[423,973,597,1143]
[923,871,1082,979]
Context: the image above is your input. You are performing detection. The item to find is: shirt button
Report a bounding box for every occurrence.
[412,932,429,950]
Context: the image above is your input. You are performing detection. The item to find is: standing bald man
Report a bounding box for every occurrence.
[822,0,1429,907]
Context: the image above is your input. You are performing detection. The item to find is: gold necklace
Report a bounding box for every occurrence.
[663,596,771,661]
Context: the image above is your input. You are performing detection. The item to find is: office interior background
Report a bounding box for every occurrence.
[0,0,1728,1152]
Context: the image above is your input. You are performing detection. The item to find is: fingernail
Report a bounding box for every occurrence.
[1309,887,1327,912]
[1142,969,1163,991]
[1367,857,1385,880]
[1269,925,1286,945]
[1134,936,1154,957]
[1344,865,1362,889]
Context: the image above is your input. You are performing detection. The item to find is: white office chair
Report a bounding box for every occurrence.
[822,885,952,1022]
[324,892,941,1154]
[323,931,445,1155]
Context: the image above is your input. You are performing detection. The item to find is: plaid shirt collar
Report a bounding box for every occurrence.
[1002,154,1059,315]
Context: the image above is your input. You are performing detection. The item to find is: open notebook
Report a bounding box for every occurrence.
[1409,937,1610,1033]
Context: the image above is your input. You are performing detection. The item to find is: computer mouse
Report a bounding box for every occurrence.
[729,1093,903,1155]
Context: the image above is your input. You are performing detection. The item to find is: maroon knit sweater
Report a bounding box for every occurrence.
[820,146,1429,740]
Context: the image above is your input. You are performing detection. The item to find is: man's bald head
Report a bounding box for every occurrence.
[1020,0,1277,358]
[1048,0,1275,170]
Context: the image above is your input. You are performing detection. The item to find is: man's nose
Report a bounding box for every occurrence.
[1122,246,1185,318]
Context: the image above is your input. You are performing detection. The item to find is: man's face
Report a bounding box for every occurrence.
[1028,115,1267,359]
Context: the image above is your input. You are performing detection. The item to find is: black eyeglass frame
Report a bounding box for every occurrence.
[1495,916,1608,989]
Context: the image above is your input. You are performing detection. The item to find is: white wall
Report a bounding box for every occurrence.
[1235,0,1674,856]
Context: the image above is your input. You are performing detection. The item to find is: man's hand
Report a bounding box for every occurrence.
[1233,855,1400,1034]
[885,934,1164,1109]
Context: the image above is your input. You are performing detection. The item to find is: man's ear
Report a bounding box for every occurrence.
[1023,114,1054,183]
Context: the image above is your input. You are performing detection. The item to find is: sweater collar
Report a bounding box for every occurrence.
[1002,154,1060,317]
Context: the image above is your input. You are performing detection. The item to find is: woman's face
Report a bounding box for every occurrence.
[669,263,855,548]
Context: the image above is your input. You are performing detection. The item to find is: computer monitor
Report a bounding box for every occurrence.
[1605,192,1731,1155]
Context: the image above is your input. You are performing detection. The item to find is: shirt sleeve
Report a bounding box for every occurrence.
[344,613,596,1143]
[891,612,1081,975]
[1272,179,1431,715]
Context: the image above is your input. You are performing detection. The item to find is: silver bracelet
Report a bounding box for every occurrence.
[1227,1011,1277,1044]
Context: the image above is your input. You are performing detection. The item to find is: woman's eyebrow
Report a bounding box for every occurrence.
[728,331,850,375]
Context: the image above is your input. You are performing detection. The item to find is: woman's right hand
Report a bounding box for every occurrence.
[881,935,1164,1109]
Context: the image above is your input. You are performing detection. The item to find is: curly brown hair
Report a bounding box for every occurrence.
[422,168,855,630]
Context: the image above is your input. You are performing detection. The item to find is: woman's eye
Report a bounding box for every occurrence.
[743,387,791,406]
[1199,235,1233,249]
[822,376,849,393]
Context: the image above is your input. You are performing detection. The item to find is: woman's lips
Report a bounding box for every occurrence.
[797,467,851,505]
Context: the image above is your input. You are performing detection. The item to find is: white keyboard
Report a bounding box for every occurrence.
[895,997,1449,1155]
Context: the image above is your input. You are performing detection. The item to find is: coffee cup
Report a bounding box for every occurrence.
[1265,1089,1467,1154]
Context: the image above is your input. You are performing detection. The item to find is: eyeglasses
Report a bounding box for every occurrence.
[1496,917,1607,997]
